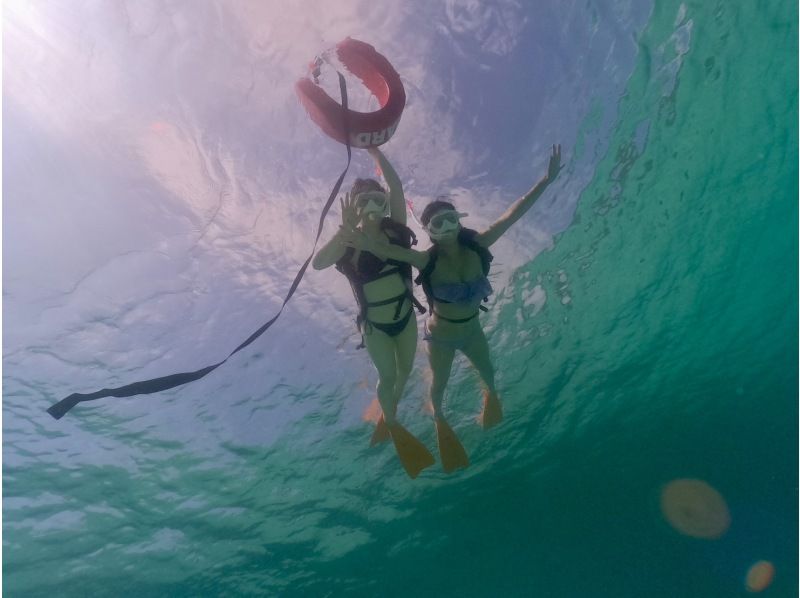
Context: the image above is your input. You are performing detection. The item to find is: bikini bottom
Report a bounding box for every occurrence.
[423,318,480,352]
[365,307,414,338]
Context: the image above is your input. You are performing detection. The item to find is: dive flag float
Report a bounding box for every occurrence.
[47,38,405,419]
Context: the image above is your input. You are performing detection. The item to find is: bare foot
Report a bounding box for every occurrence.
[478,390,503,430]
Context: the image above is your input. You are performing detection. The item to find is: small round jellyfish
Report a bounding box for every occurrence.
[660,478,730,539]
[745,560,775,592]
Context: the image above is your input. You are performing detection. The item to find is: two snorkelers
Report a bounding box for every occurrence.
[315,144,563,478]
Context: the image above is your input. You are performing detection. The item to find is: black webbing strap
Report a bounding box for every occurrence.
[365,289,406,308]
[47,73,353,420]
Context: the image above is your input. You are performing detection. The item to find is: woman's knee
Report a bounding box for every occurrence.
[377,370,397,392]
[396,360,414,382]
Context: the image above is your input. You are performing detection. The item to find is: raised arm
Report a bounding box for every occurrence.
[379,243,429,270]
[339,227,430,271]
[476,144,562,248]
[312,228,348,270]
[312,194,359,270]
[368,146,406,225]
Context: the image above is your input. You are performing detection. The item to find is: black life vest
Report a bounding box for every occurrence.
[336,218,426,343]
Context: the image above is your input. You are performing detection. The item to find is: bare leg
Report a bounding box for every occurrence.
[370,317,417,446]
[392,316,418,410]
[426,340,469,472]
[364,327,399,425]
[460,328,496,394]
[365,323,434,477]
[426,341,457,420]
[461,328,502,429]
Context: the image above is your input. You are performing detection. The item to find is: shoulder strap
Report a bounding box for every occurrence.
[458,228,493,275]
[414,246,438,314]
[459,228,493,311]
[334,246,355,274]
[381,218,419,294]
[381,218,417,248]
[335,247,369,337]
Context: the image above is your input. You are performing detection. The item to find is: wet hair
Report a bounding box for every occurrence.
[420,199,456,227]
[350,178,385,197]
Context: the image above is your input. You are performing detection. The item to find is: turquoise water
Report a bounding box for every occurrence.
[4,0,797,596]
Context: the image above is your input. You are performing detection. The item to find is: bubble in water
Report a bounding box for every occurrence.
[660,478,730,539]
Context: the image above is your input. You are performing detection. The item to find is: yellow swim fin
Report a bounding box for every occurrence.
[478,390,503,430]
[370,414,391,446]
[435,418,470,473]
[388,423,435,479]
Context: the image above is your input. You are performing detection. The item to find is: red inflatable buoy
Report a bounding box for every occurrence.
[295,38,405,148]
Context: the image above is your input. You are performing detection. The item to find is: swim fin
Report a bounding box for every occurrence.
[388,422,435,479]
[478,390,503,430]
[435,418,470,473]
[370,414,391,446]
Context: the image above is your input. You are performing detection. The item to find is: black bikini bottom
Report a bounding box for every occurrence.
[367,307,414,337]
[432,310,479,324]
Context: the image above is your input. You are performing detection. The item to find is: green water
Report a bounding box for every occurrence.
[4,0,797,596]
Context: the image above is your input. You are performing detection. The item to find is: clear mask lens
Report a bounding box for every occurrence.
[426,210,467,237]
[356,192,388,216]
[429,212,459,231]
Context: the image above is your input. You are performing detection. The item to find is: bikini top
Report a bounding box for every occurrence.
[415,227,494,313]
[431,276,493,307]
[349,247,403,283]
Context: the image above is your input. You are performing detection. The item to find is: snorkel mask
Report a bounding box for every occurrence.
[355,190,389,220]
[424,209,468,241]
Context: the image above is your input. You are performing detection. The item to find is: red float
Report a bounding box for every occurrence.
[295,38,405,148]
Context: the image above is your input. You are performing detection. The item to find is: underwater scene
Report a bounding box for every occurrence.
[4,0,797,596]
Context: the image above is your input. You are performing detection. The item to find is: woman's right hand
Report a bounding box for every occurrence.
[546,144,563,183]
[339,227,390,257]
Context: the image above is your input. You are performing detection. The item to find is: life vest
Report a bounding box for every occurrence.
[336,218,426,344]
[414,227,494,315]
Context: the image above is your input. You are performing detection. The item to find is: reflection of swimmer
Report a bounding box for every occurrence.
[343,145,563,472]
[660,479,731,539]
[313,147,433,479]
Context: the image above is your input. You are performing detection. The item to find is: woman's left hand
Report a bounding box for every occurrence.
[547,144,563,183]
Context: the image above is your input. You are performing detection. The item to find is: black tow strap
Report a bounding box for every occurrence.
[47,73,352,420]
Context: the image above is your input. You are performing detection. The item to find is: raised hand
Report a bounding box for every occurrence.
[340,192,359,231]
[547,144,563,183]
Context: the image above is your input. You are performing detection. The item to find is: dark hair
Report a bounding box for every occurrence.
[420,199,456,226]
[350,178,385,196]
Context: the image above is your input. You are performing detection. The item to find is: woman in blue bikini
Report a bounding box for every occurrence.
[343,144,562,472]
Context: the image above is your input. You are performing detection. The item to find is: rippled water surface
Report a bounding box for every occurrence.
[4,0,797,596]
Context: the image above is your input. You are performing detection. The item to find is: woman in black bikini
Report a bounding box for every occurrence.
[313,147,434,479]
[343,145,562,473]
